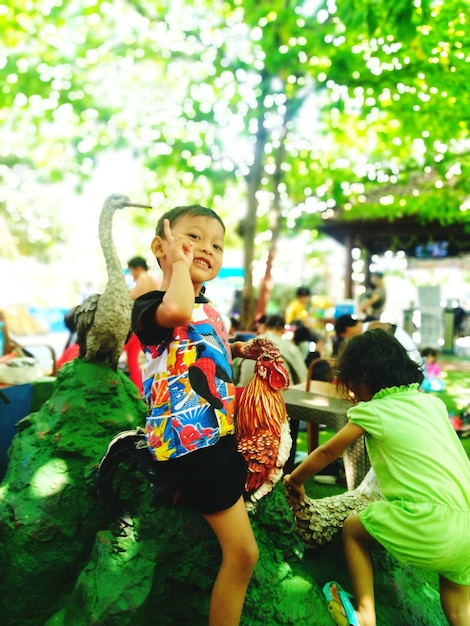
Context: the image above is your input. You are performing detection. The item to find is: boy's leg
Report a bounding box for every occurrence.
[439,575,470,626]
[342,515,377,626]
[204,496,259,626]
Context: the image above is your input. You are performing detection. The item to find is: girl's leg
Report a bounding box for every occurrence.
[439,575,470,626]
[342,515,377,626]
[204,496,259,626]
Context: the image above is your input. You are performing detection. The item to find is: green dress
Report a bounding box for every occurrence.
[348,383,470,585]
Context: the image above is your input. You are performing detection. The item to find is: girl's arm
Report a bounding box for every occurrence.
[284,422,366,500]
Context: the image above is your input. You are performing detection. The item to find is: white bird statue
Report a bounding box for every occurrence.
[75,193,151,369]
[286,467,383,549]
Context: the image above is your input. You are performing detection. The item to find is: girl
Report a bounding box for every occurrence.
[421,346,446,392]
[284,328,470,626]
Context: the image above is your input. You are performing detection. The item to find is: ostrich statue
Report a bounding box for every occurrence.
[75,193,151,369]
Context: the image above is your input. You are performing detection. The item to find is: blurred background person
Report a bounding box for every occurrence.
[360,272,386,320]
[285,286,314,327]
[237,314,307,388]
[127,256,160,299]
[333,314,422,365]
[453,301,467,338]
[123,256,161,394]
[420,347,445,392]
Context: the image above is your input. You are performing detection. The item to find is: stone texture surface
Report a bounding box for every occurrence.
[0,359,448,625]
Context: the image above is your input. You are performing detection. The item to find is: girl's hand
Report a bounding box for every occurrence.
[163,218,194,268]
[284,473,306,503]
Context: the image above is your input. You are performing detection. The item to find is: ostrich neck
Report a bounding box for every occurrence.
[99,207,125,287]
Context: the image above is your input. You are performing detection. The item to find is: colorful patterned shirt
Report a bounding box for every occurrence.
[132,291,236,461]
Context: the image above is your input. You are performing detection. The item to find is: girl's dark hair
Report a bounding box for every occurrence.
[155,205,225,237]
[336,328,424,398]
[421,347,438,359]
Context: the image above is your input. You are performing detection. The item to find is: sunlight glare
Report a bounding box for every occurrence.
[31,458,70,498]
[0,482,9,502]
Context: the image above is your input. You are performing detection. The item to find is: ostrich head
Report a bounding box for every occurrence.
[103,193,152,212]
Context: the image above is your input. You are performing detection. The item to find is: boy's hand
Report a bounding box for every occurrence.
[231,340,258,360]
[163,218,194,268]
[235,337,280,360]
[230,341,245,360]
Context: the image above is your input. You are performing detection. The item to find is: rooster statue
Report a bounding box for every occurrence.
[236,337,292,511]
[75,193,151,369]
[286,467,383,549]
[96,337,293,525]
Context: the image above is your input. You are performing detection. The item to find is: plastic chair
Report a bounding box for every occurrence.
[0,310,57,377]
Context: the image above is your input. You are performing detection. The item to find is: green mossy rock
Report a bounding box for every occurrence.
[45,486,446,626]
[0,359,147,625]
[44,488,325,626]
[0,359,448,625]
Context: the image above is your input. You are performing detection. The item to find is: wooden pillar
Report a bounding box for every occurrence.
[364,251,372,285]
[344,233,353,299]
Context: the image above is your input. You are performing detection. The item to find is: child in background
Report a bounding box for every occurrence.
[132,205,259,626]
[420,346,446,392]
[285,328,470,626]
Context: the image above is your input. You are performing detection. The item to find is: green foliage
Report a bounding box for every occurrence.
[1,0,468,265]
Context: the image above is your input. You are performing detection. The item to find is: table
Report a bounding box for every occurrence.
[283,382,370,490]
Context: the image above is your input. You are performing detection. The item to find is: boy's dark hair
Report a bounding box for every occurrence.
[230,316,241,329]
[293,324,320,345]
[334,314,359,336]
[336,328,424,397]
[265,314,286,331]
[64,306,78,332]
[296,286,311,298]
[252,314,267,332]
[155,205,225,237]
[309,359,335,383]
[127,256,148,271]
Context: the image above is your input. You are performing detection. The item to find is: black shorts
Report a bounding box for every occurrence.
[155,435,247,515]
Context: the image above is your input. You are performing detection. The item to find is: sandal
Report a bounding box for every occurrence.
[322,581,358,626]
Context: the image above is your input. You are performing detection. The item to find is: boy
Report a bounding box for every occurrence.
[131,205,259,626]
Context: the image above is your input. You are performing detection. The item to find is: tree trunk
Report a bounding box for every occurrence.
[240,72,269,329]
[254,111,289,321]
[254,91,308,322]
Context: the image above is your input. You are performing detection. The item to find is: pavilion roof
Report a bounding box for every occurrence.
[319,216,470,257]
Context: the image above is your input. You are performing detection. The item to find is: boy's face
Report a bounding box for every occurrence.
[155,213,225,284]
